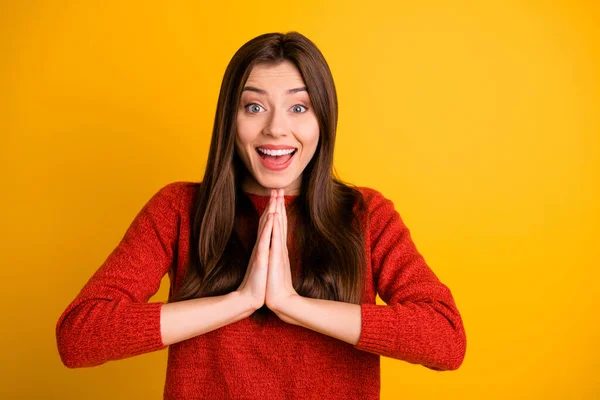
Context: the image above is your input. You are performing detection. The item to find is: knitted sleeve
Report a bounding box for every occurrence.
[55,182,184,368]
[353,189,467,371]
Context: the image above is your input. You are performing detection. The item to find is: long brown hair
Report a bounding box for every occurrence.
[170,32,367,324]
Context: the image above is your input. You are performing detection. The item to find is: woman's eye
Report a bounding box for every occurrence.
[245,103,264,113]
[291,104,308,113]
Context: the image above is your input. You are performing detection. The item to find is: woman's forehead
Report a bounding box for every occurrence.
[245,61,305,89]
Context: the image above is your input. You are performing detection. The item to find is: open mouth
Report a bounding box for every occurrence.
[255,147,298,170]
[255,147,298,164]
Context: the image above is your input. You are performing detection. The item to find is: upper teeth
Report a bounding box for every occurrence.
[258,148,296,156]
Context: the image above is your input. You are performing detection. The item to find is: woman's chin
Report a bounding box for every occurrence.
[254,175,297,192]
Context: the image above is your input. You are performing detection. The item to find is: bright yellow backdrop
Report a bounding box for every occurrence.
[1,1,598,399]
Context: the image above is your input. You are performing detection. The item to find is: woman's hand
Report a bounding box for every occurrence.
[265,189,299,318]
[235,190,277,311]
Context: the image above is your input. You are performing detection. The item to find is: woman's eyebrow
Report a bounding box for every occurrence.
[242,86,308,95]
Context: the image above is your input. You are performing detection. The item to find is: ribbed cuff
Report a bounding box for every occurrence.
[354,303,398,356]
[111,301,167,359]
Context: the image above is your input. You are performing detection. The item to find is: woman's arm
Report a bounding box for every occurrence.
[56,182,243,368]
[160,291,256,346]
[355,189,466,371]
[272,188,467,371]
[271,295,361,345]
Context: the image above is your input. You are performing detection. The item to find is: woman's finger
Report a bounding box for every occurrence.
[257,213,274,262]
[270,212,280,263]
[269,190,278,213]
[276,190,286,249]
[281,191,287,249]
[257,191,276,234]
[278,195,285,249]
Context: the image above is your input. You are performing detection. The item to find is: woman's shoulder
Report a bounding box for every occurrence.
[354,185,383,200]
[153,180,199,197]
[347,184,394,213]
[160,180,200,192]
[349,186,409,239]
[150,180,200,213]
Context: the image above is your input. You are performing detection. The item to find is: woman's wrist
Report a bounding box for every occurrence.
[231,290,263,316]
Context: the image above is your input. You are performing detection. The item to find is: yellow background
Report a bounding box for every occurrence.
[1,0,598,398]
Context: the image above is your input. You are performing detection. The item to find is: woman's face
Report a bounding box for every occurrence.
[235,60,320,196]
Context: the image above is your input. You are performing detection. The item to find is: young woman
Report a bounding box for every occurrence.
[56,31,466,399]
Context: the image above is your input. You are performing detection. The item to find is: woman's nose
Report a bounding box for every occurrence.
[263,109,289,137]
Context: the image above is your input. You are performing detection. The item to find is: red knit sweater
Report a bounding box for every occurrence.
[56,181,466,399]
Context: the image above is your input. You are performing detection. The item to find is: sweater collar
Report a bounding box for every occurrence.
[243,191,300,214]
